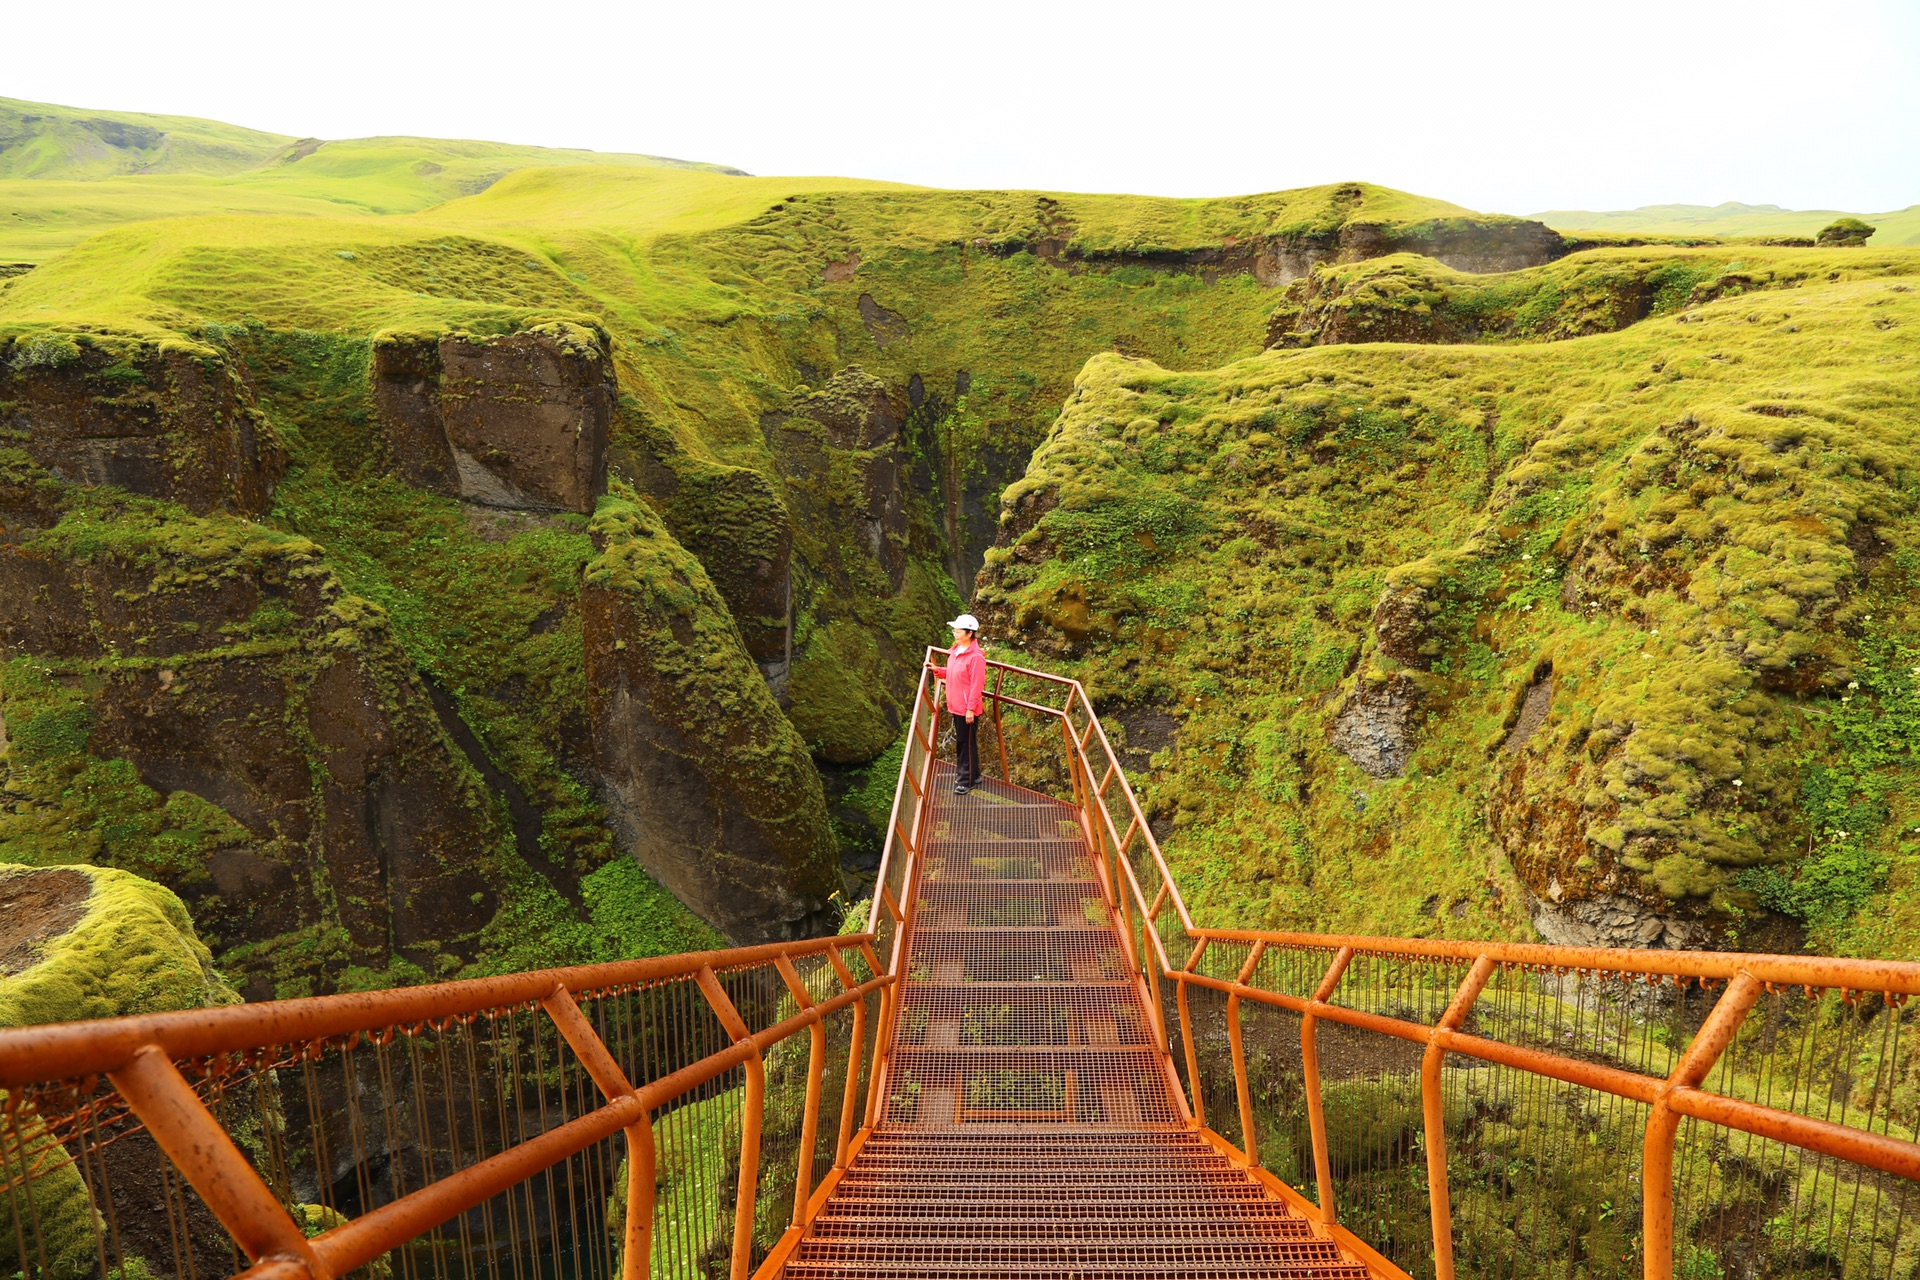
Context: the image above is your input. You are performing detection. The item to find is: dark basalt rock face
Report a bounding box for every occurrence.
[582,493,841,942]
[759,368,953,763]
[0,509,513,998]
[0,339,285,516]
[621,414,796,668]
[764,368,912,594]
[371,322,613,513]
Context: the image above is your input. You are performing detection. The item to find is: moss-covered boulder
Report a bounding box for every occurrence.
[0,862,237,1026]
[0,863,240,1280]
[583,488,841,941]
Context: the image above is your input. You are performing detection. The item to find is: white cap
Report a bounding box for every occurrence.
[947,613,981,632]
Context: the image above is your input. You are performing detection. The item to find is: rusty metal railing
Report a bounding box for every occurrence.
[0,938,892,1280]
[936,653,1920,1280]
[8,650,1920,1280]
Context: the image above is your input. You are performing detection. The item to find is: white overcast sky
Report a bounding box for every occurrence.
[7,0,1917,215]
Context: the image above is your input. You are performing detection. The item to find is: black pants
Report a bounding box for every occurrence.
[954,714,983,786]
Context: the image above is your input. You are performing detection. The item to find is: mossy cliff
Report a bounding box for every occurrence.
[976,245,1920,955]
[1,419,716,991]
[582,489,840,939]
[0,161,1588,978]
[756,367,959,762]
[2,331,285,515]
[0,474,520,996]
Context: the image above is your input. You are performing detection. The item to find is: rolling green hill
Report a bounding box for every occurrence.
[0,96,747,262]
[1536,200,1920,246]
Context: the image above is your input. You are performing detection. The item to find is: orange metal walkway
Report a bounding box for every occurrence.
[784,766,1374,1280]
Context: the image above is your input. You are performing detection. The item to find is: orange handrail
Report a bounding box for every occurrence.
[0,935,892,1280]
[7,651,1920,1280]
[954,651,1920,1280]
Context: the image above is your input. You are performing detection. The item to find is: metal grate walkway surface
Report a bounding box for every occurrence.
[785,765,1375,1279]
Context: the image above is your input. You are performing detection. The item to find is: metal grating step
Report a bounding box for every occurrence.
[791,1241,1357,1266]
[906,928,1126,983]
[915,881,1111,929]
[785,1263,1369,1280]
[888,992,1151,1045]
[785,765,1377,1279]
[810,1205,1305,1228]
[921,843,1096,883]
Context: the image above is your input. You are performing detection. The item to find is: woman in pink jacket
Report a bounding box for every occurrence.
[930,613,987,794]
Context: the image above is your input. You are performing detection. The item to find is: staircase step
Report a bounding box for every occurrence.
[785,1259,1368,1280]
[785,775,1377,1280]
[810,1215,1317,1239]
[793,1239,1352,1263]
[829,1178,1282,1199]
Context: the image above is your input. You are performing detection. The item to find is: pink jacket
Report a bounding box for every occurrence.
[933,643,986,718]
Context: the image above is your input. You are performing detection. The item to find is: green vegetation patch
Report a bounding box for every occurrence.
[980,253,1920,951]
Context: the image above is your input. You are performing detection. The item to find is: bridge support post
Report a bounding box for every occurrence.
[992,665,1010,781]
[774,956,827,1232]
[1227,942,1268,1166]
[826,948,867,1170]
[541,984,657,1280]
[1643,971,1760,1280]
[108,1046,328,1279]
[1176,940,1210,1125]
[696,967,767,1280]
[1422,955,1496,1280]
[1300,946,1355,1223]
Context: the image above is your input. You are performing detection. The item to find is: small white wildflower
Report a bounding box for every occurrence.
[1732,779,1743,787]
[1848,681,1860,691]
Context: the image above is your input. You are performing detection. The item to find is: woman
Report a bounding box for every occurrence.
[929,613,987,794]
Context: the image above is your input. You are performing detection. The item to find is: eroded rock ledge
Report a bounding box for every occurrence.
[372,322,613,513]
[1,336,285,516]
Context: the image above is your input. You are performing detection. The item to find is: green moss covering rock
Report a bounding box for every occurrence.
[0,863,239,1280]
[583,487,841,940]
[977,246,1920,953]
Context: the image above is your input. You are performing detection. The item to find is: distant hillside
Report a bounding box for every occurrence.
[0,97,293,178]
[0,96,747,260]
[1535,200,1920,246]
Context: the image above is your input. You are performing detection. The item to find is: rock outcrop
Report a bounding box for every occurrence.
[626,417,795,669]
[0,335,284,515]
[582,490,842,942]
[1525,889,1706,951]
[0,498,515,998]
[371,322,613,512]
[978,213,1567,287]
[1262,251,1795,350]
[0,864,241,1280]
[1329,675,1421,779]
